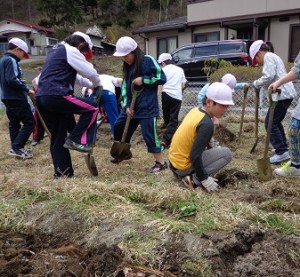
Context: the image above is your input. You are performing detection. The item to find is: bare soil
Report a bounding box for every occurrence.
[1,219,299,276]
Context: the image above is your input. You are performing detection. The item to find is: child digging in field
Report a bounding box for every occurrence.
[250,40,296,165]
[111,36,167,173]
[35,31,101,178]
[169,82,234,192]
[269,51,300,177]
[0,38,35,159]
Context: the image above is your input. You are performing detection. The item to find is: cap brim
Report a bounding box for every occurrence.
[215,100,235,106]
[113,51,128,57]
[84,49,93,60]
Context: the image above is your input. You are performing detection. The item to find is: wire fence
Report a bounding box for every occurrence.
[180,81,300,126]
[72,81,300,126]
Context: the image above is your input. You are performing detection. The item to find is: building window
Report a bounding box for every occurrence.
[157,36,177,57]
[289,24,300,62]
[194,31,220,42]
[46,37,58,46]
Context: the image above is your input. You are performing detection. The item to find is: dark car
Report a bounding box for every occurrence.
[171,39,252,82]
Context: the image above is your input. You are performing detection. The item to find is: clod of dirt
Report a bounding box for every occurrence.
[243,123,254,132]
[215,168,253,187]
[214,125,236,143]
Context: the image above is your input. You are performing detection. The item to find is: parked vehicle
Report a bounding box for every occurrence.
[171,39,252,81]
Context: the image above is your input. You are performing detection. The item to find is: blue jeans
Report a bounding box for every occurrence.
[288,117,300,166]
[265,98,293,155]
[98,90,119,135]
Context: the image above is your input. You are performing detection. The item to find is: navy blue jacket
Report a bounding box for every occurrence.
[37,44,77,96]
[0,52,29,101]
[36,42,101,97]
[121,55,166,118]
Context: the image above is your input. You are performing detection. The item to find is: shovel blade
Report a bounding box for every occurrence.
[110,141,131,159]
[85,153,98,176]
[257,157,272,181]
[250,137,259,153]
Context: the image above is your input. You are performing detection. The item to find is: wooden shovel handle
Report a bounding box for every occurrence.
[238,86,249,140]
[120,85,143,143]
[29,93,52,139]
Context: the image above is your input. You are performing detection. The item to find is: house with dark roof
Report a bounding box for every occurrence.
[133,0,300,62]
[0,19,57,56]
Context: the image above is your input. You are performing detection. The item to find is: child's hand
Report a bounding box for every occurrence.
[132,77,143,86]
[126,107,134,118]
[28,89,35,95]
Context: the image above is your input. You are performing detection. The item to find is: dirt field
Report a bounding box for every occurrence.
[0,66,299,276]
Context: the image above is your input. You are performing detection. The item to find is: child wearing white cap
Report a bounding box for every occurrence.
[169,82,234,192]
[249,40,296,164]
[35,31,101,178]
[112,36,167,173]
[269,51,300,176]
[157,52,187,149]
[0,38,35,159]
[198,73,249,108]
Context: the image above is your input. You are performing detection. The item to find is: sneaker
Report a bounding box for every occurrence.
[274,161,300,177]
[8,148,33,159]
[31,140,40,146]
[269,151,290,164]
[63,139,91,153]
[147,161,168,173]
[110,152,132,164]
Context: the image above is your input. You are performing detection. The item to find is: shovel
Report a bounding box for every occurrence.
[84,148,98,176]
[110,85,143,159]
[250,87,260,153]
[257,89,280,181]
[29,93,52,139]
[238,86,249,141]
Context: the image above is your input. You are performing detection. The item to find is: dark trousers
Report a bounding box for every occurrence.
[3,100,35,150]
[161,92,182,146]
[265,98,293,155]
[36,95,98,177]
[114,113,162,153]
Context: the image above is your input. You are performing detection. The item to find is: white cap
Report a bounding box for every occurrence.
[114,36,137,57]
[249,40,264,65]
[206,82,234,106]
[221,73,237,92]
[73,31,93,59]
[73,31,93,49]
[9,37,29,59]
[158,53,172,63]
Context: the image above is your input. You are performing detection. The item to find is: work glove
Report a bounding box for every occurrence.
[201,176,219,192]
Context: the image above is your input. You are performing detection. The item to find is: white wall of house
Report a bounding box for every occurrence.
[270,15,299,62]
[193,24,225,40]
[188,0,300,23]
[145,28,192,58]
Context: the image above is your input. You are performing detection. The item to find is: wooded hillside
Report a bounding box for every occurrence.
[0,0,187,41]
